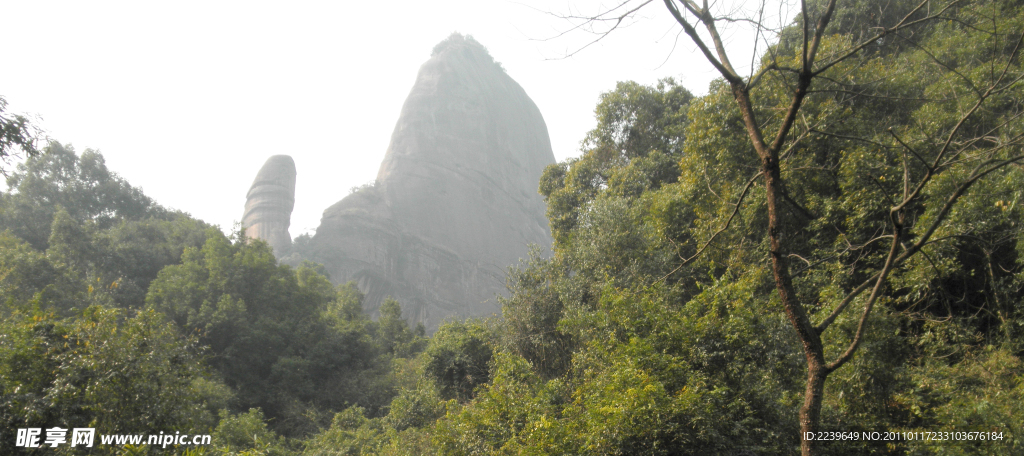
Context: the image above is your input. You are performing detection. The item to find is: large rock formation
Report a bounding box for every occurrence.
[242,155,296,256]
[256,34,554,331]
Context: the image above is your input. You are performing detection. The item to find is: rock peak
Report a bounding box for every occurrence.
[431,33,501,69]
[242,155,296,256]
[267,36,553,332]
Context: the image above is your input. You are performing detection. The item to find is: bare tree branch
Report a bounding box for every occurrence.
[659,170,762,282]
[812,0,962,76]
[826,226,901,372]
[531,0,656,59]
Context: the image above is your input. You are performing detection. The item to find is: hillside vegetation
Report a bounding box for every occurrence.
[3,0,1024,454]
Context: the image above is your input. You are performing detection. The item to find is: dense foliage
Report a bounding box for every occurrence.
[2,1,1024,454]
[319,1,1024,454]
[0,145,425,454]
[146,233,427,437]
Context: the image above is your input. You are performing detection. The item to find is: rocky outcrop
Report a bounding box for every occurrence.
[242,155,296,256]
[308,34,554,331]
[241,35,555,331]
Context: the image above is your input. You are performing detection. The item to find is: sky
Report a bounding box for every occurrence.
[0,0,784,236]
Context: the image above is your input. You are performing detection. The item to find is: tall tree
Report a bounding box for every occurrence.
[1,142,163,250]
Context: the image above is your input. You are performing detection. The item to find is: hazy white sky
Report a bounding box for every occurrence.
[1,1,779,236]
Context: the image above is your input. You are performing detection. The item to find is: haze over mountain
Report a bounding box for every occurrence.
[243,34,555,331]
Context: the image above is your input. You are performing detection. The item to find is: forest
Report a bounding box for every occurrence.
[2,0,1024,454]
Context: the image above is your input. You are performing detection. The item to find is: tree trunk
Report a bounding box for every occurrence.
[730,74,828,456]
[801,361,829,455]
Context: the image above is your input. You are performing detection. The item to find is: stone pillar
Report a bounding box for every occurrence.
[242,155,296,256]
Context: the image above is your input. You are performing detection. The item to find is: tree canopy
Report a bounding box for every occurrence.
[1,146,427,454]
[3,1,1024,454]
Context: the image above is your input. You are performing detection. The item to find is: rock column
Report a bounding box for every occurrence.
[242,155,296,256]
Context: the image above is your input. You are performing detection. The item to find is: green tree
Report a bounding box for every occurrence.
[571,0,1024,453]
[375,297,427,358]
[499,251,573,380]
[146,232,398,437]
[0,143,213,310]
[541,79,693,246]
[423,320,494,402]
[584,78,692,160]
[210,409,294,456]
[0,232,85,313]
[0,306,226,455]
[1,142,162,250]
[302,357,445,456]
[0,95,39,174]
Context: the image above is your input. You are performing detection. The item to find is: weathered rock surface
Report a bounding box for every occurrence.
[242,155,296,256]
[303,34,555,331]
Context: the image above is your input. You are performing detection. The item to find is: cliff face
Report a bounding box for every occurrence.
[239,36,554,331]
[371,36,554,266]
[308,34,555,330]
[242,155,296,256]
